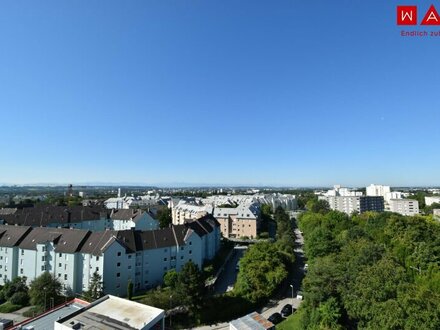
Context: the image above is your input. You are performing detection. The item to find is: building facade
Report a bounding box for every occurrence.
[0,216,220,297]
[320,196,384,215]
[389,199,419,216]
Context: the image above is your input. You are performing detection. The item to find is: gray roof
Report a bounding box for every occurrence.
[79,231,118,256]
[110,209,144,223]
[18,227,91,253]
[0,225,32,247]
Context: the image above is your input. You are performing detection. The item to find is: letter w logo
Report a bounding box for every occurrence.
[397,6,418,25]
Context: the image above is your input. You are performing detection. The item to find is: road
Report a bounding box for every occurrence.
[214,246,247,294]
[192,219,306,330]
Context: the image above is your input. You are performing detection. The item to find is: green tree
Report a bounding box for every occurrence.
[175,261,205,310]
[127,280,133,300]
[29,272,62,308]
[157,208,172,229]
[83,272,104,302]
[163,269,179,289]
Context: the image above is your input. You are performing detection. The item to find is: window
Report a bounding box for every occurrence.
[21,250,24,256]
[128,266,132,270]
[58,273,61,277]
[42,246,46,252]
[163,258,167,262]
[42,256,46,261]
[64,264,67,270]
[128,255,132,259]
[96,267,99,272]
[96,256,99,261]
[164,266,167,271]
[59,253,62,257]
[116,273,120,277]
[117,262,121,267]
[189,241,192,245]
[20,268,23,274]
[189,250,192,255]
[164,249,167,252]
[64,274,68,280]
[117,252,121,257]
[181,256,184,260]
[58,263,62,267]
[20,260,23,265]
[41,266,45,271]
[180,246,184,251]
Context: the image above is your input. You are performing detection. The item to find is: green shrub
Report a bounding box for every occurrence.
[10,291,29,306]
[0,301,22,313]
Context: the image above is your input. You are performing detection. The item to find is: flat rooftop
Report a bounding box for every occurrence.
[16,301,88,330]
[57,295,164,330]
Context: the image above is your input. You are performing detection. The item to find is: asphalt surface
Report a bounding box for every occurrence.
[214,246,247,294]
[193,218,306,330]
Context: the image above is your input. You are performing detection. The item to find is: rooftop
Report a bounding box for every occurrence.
[57,295,164,330]
[230,312,274,330]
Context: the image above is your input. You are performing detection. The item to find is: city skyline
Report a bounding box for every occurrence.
[1,0,439,186]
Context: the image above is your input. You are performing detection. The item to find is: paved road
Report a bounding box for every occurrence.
[192,219,306,330]
[214,246,247,294]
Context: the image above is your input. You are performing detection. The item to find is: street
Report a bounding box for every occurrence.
[214,245,247,294]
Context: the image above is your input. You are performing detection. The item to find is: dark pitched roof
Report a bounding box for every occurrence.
[110,209,144,223]
[79,231,119,256]
[0,206,109,227]
[0,225,32,247]
[18,227,91,253]
[185,214,220,237]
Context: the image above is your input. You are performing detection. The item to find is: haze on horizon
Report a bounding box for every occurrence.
[1,1,439,187]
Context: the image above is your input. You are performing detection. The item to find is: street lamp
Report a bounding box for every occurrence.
[290,284,294,305]
[169,295,172,327]
[43,287,47,312]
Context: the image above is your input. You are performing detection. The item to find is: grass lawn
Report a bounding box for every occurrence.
[276,308,304,330]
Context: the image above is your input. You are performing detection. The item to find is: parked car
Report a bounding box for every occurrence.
[268,312,283,324]
[281,304,293,317]
[304,263,309,273]
[296,290,304,300]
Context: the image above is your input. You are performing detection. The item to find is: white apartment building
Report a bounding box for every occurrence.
[388,199,419,216]
[425,196,440,206]
[366,184,391,197]
[323,185,362,197]
[172,201,213,225]
[319,196,384,215]
[0,215,220,297]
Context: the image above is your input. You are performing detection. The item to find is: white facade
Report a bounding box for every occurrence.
[366,184,391,197]
[321,196,360,214]
[425,196,440,206]
[0,219,220,297]
[389,199,419,216]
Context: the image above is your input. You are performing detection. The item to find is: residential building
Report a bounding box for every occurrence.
[0,216,220,297]
[14,295,164,330]
[425,196,440,206]
[366,184,391,197]
[322,185,362,197]
[319,196,384,215]
[214,203,260,239]
[172,201,213,225]
[389,199,419,216]
[55,295,165,330]
[433,209,440,220]
[0,206,159,232]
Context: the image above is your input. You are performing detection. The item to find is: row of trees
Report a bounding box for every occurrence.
[234,207,295,303]
[297,208,440,329]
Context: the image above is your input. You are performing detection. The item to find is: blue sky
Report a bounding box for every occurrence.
[0,1,439,187]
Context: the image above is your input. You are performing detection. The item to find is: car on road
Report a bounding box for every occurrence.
[296,290,304,300]
[268,312,283,324]
[304,263,309,273]
[281,304,293,317]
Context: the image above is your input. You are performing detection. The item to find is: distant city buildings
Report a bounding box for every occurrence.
[170,193,296,239]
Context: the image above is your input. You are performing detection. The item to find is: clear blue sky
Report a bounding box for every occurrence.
[1,1,439,187]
